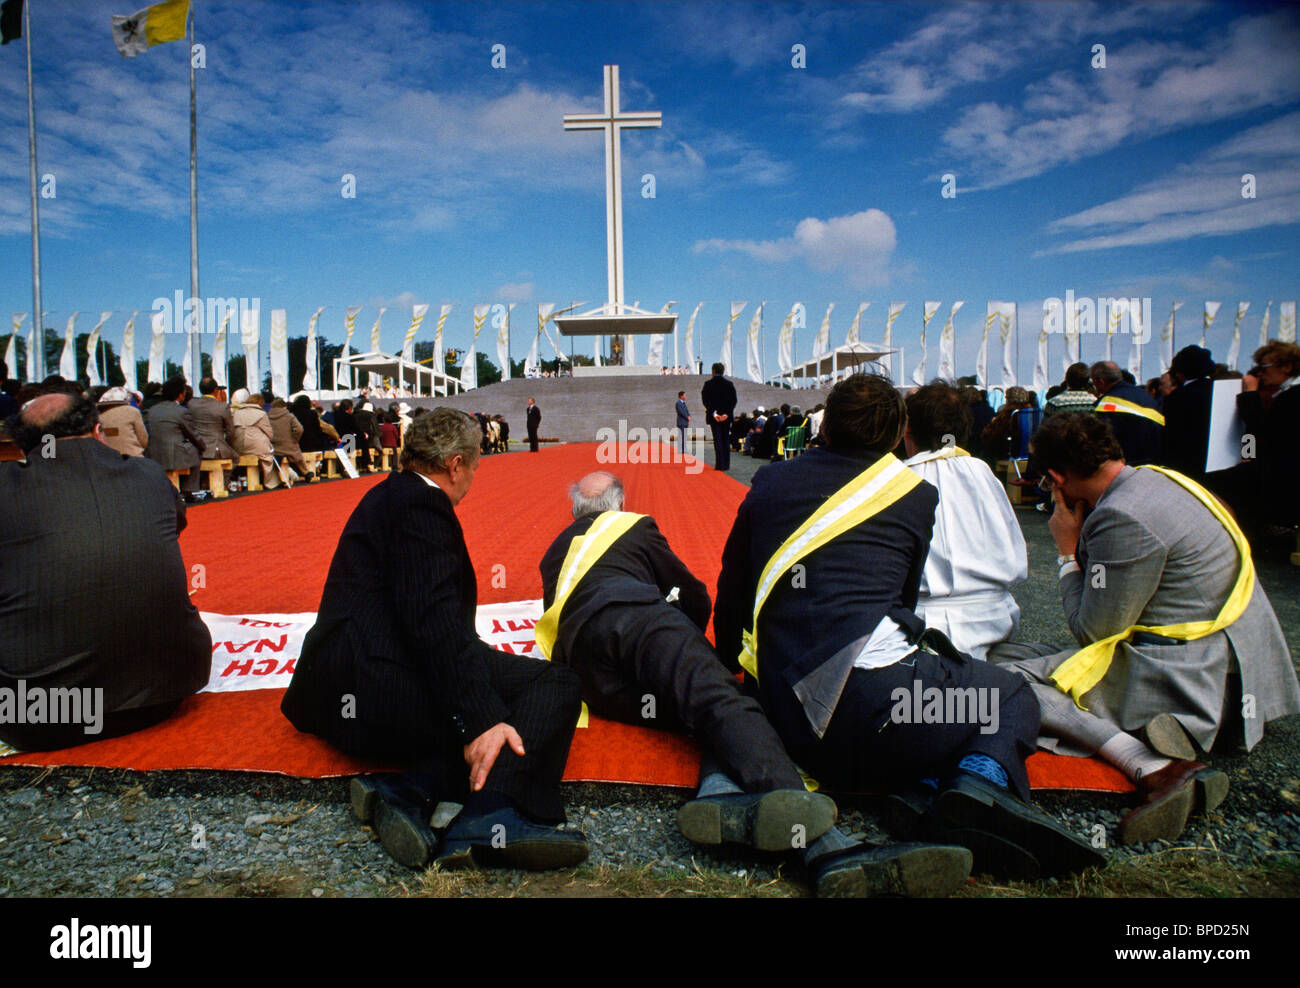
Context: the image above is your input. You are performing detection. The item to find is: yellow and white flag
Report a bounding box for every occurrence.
[1160,301,1183,374]
[26,324,36,383]
[994,302,1017,388]
[403,304,429,364]
[912,302,940,387]
[648,301,673,368]
[1201,300,1221,348]
[1257,300,1272,349]
[1127,300,1145,381]
[240,305,260,392]
[1280,301,1296,342]
[1063,300,1081,372]
[303,306,325,392]
[434,304,452,376]
[938,301,963,381]
[722,302,745,377]
[846,302,869,346]
[527,304,553,378]
[270,308,289,398]
[1033,308,1051,394]
[979,303,997,388]
[684,302,703,370]
[370,308,385,353]
[1104,299,1127,363]
[211,309,228,388]
[148,310,167,384]
[778,303,800,376]
[746,303,764,383]
[496,303,516,380]
[462,304,489,390]
[119,313,138,392]
[111,0,189,58]
[814,303,833,361]
[881,301,905,382]
[60,312,78,380]
[6,314,24,380]
[337,305,362,389]
[85,311,112,387]
[1225,302,1249,371]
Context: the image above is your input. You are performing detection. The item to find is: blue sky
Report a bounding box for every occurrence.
[2,0,1298,386]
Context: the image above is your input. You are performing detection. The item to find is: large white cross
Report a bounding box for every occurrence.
[563,65,661,314]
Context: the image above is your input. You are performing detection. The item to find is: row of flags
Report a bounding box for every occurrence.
[2,0,187,52]
[8,300,1295,394]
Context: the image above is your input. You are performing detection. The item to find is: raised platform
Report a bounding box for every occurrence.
[571,364,671,377]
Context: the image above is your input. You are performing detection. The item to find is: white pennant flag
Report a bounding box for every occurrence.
[1160,302,1183,374]
[746,303,764,383]
[270,309,289,398]
[303,306,325,392]
[211,309,228,389]
[7,313,23,381]
[938,301,963,381]
[625,303,637,366]
[1225,302,1249,371]
[881,302,905,382]
[778,303,800,376]
[527,304,553,378]
[722,302,745,377]
[240,305,261,393]
[648,301,673,368]
[337,306,362,390]
[979,304,997,388]
[60,313,78,380]
[26,324,36,383]
[496,304,515,380]
[996,302,1017,388]
[1033,302,1053,394]
[684,302,703,371]
[1201,301,1221,348]
[403,304,429,364]
[1105,299,1128,363]
[434,304,452,377]
[1258,300,1273,349]
[368,308,387,388]
[148,311,168,384]
[912,302,940,387]
[463,304,488,390]
[814,303,833,360]
[1127,301,1144,380]
[1063,301,1082,372]
[1280,301,1296,342]
[85,311,112,387]
[846,302,869,345]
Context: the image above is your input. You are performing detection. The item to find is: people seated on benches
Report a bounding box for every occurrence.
[268,397,311,480]
[281,408,587,872]
[231,389,282,490]
[537,471,837,875]
[145,376,203,500]
[902,382,1027,661]
[990,413,1299,844]
[96,386,148,457]
[715,373,1104,892]
[1043,363,1096,418]
[980,386,1035,461]
[0,393,210,750]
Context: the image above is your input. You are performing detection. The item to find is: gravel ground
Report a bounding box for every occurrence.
[1,444,1296,897]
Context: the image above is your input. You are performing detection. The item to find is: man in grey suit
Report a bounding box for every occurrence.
[991,413,1300,844]
[0,392,210,750]
[674,391,690,451]
[188,376,237,461]
[145,377,203,497]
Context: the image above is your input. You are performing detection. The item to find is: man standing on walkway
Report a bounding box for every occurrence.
[701,363,736,472]
[526,397,541,453]
[674,391,691,453]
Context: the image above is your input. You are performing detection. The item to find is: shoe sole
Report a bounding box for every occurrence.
[816,844,972,899]
[373,801,436,869]
[1194,769,1229,815]
[436,837,589,872]
[1118,784,1194,845]
[936,784,1105,878]
[937,827,1041,882]
[677,790,838,852]
[350,776,379,824]
[1143,714,1197,761]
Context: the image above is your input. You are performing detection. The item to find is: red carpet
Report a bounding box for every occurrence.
[2,443,1131,793]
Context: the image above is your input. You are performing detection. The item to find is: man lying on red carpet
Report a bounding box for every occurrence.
[536,471,849,889]
[281,408,589,871]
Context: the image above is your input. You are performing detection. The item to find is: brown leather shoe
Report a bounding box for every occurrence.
[1137,760,1229,814]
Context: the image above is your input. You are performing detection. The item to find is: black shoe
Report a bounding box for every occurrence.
[373,798,438,869]
[878,782,938,838]
[349,773,434,824]
[929,773,1106,879]
[677,790,838,852]
[811,842,973,898]
[434,806,588,871]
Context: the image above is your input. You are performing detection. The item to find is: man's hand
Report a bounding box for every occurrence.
[1241,373,1259,393]
[463,722,525,792]
[1048,488,1085,556]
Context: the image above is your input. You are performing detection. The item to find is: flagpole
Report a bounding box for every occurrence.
[24,0,44,380]
[187,4,200,384]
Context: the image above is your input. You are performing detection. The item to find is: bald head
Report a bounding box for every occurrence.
[1090,361,1123,394]
[568,471,625,518]
[13,391,99,452]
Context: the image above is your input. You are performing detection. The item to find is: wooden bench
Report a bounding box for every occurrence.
[235,454,265,492]
[301,451,324,482]
[166,468,189,490]
[996,458,1033,506]
[199,458,232,499]
[380,448,396,471]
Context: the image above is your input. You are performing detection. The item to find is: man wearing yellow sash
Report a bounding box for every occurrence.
[537,471,838,861]
[716,374,1104,891]
[1090,361,1163,466]
[992,413,1299,844]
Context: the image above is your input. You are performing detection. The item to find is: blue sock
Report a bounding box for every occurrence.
[957,754,1009,789]
[919,777,939,790]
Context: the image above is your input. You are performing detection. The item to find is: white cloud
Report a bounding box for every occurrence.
[693,209,898,288]
[494,282,535,302]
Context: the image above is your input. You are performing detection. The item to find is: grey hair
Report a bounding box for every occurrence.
[400,407,480,471]
[1090,361,1122,385]
[569,473,625,518]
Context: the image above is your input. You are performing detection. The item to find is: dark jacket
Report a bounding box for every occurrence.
[187,395,237,460]
[281,471,510,752]
[539,514,711,665]
[1095,380,1162,466]
[714,446,937,752]
[701,374,737,421]
[1160,378,1213,478]
[144,399,202,470]
[0,438,210,725]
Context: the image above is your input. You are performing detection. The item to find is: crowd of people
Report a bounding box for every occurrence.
[2,341,1296,897]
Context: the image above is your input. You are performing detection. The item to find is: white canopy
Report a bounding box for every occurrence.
[780,342,899,387]
[331,350,465,395]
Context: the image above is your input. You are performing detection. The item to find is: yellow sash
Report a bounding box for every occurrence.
[1095,396,1165,427]
[1050,466,1255,707]
[533,510,646,728]
[738,453,923,682]
[910,445,971,464]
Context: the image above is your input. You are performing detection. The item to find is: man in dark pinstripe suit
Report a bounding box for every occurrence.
[282,408,588,870]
